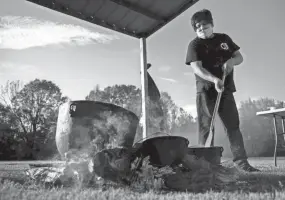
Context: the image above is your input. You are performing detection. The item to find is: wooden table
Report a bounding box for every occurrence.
[256,108,285,166]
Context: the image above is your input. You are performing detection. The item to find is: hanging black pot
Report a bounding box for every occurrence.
[135,135,189,167]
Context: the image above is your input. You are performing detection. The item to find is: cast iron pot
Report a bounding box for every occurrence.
[134,135,224,167]
[55,100,139,158]
[135,135,190,167]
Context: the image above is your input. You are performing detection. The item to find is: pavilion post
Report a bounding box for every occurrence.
[140,37,149,140]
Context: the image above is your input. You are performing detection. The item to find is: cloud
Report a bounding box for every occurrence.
[158,77,177,83]
[0,16,118,50]
[158,66,171,72]
[183,104,197,118]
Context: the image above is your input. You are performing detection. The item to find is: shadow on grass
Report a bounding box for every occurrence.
[129,170,285,194]
[2,170,285,194]
[223,172,285,193]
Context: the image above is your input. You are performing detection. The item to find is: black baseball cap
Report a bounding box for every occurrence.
[191,9,213,31]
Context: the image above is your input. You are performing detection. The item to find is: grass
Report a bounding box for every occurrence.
[1,157,285,200]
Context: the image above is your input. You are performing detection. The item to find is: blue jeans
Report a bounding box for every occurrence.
[196,89,247,162]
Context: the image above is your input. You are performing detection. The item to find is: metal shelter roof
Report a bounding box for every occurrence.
[26,0,199,38]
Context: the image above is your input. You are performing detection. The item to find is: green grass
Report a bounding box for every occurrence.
[1,157,285,200]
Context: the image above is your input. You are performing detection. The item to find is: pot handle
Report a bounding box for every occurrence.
[185,139,189,146]
[220,147,224,155]
[69,103,76,116]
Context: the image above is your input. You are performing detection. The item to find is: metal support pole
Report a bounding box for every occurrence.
[140,37,148,139]
[273,115,278,167]
[281,117,285,148]
[281,117,285,134]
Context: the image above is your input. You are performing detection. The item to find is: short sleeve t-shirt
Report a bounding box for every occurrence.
[185,33,240,93]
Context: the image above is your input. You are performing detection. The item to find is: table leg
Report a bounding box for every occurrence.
[273,115,278,167]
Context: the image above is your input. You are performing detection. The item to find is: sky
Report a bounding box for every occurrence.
[1,0,285,118]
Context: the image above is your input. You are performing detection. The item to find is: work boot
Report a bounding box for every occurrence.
[234,160,260,172]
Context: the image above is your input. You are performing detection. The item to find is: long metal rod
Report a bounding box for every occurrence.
[273,115,278,167]
[140,38,148,139]
[0,161,65,165]
[209,72,226,131]
[0,160,66,171]
[205,71,226,147]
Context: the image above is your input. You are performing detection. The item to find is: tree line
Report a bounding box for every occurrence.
[0,79,284,160]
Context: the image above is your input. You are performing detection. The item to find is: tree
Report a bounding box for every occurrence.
[86,84,196,136]
[86,84,142,117]
[11,79,66,132]
[0,80,25,131]
[0,79,68,159]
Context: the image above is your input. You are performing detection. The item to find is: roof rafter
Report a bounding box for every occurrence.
[145,0,199,38]
[26,0,200,38]
[50,1,139,37]
[58,5,139,37]
[108,0,166,22]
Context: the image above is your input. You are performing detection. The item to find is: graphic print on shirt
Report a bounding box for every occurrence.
[220,42,229,50]
[213,41,231,68]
